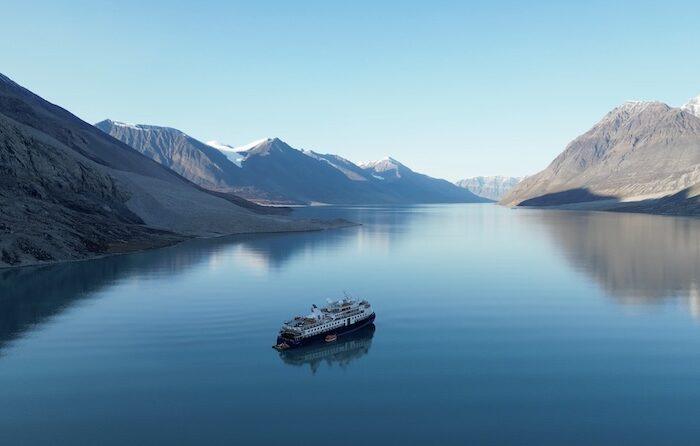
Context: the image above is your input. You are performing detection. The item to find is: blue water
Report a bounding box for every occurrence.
[1,204,700,445]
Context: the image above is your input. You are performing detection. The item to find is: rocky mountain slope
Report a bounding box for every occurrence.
[100,122,486,205]
[0,73,338,268]
[95,120,245,193]
[501,100,700,214]
[456,176,522,200]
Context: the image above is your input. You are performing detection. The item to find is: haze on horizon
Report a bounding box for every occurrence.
[2,0,700,181]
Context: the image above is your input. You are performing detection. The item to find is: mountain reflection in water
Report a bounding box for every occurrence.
[530,210,700,314]
[277,324,375,374]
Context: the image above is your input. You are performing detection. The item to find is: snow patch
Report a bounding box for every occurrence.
[681,94,700,118]
[234,137,273,153]
[111,120,143,130]
[206,140,246,167]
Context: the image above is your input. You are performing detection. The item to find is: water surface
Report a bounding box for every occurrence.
[1,204,700,445]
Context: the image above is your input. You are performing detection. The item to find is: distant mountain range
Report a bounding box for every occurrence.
[96,121,488,205]
[455,176,522,200]
[0,73,343,268]
[501,96,700,216]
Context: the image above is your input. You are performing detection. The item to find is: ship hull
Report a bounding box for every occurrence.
[276,313,376,349]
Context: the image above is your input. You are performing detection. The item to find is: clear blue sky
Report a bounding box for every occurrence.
[2,0,700,180]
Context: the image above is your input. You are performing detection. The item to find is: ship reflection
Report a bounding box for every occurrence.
[277,324,375,374]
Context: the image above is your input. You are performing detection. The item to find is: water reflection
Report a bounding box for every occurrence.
[530,211,700,309]
[292,205,429,253]
[215,206,425,272]
[277,324,375,374]
[223,229,356,272]
[0,227,362,354]
[0,239,226,354]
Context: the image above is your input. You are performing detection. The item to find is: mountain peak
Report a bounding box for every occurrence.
[358,156,409,181]
[591,101,677,133]
[613,100,669,114]
[234,137,279,154]
[98,119,141,130]
[681,94,700,118]
[360,156,404,170]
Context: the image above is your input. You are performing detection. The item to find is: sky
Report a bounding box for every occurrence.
[2,0,700,181]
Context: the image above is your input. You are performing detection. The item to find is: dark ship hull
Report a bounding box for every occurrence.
[278,324,376,372]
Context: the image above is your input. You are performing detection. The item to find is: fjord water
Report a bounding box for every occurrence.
[1,204,700,445]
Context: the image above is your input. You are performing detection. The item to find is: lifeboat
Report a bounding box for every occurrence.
[325,334,338,343]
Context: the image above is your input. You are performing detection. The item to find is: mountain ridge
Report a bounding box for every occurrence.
[101,122,488,205]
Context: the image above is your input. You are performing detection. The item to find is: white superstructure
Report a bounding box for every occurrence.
[279,297,374,341]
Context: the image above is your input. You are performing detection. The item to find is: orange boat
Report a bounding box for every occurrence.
[325,334,338,343]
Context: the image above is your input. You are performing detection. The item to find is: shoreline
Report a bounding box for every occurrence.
[504,199,700,218]
[0,218,360,271]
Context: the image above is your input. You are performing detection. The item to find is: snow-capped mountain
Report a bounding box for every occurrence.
[229,139,487,203]
[681,94,700,118]
[359,157,406,181]
[100,123,487,205]
[359,156,489,202]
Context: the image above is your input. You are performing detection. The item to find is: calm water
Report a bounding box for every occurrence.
[1,204,700,445]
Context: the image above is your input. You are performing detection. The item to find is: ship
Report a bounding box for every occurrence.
[273,296,375,350]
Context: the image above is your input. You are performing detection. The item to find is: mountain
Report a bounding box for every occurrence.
[95,122,300,204]
[456,176,522,200]
[302,150,371,182]
[224,139,488,204]
[235,142,488,203]
[501,100,700,212]
[101,121,486,204]
[0,73,337,268]
[358,157,489,203]
[231,139,488,204]
[227,137,390,204]
[95,120,245,193]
